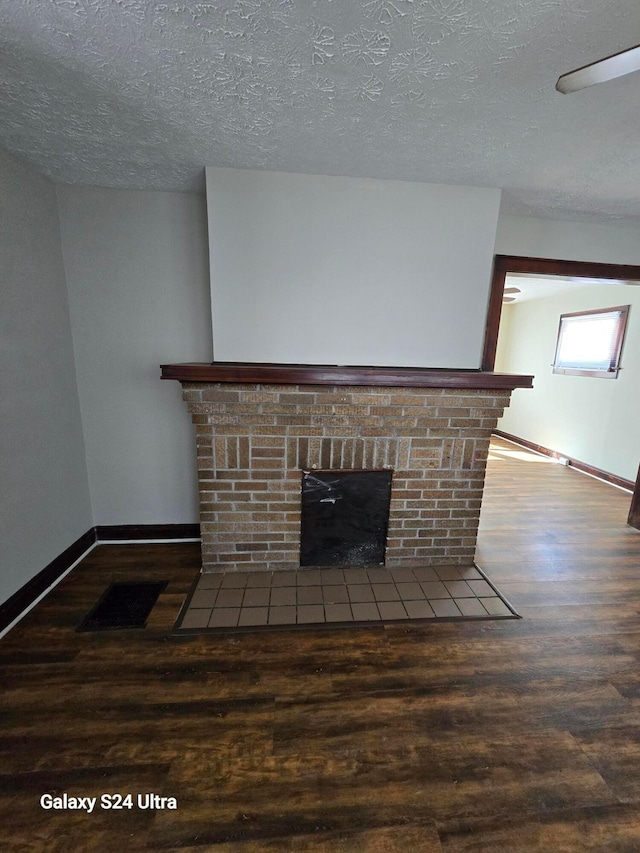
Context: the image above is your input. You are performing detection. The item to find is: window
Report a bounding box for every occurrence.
[552,305,630,378]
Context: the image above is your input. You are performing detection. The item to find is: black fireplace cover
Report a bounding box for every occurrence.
[300,469,393,567]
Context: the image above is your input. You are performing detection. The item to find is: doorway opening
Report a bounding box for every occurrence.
[481,255,640,529]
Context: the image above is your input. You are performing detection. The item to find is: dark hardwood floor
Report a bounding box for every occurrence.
[2,437,640,851]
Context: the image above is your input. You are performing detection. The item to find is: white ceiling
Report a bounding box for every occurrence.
[504,273,632,302]
[2,1,640,220]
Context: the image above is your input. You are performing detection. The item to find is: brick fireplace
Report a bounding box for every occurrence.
[161,363,532,573]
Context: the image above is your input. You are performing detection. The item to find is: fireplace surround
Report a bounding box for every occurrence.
[161,363,532,573]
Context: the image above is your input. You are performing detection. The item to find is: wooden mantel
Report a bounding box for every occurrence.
[160,362,533,390]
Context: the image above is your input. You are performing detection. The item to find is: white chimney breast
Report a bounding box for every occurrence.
[205,167,501,369]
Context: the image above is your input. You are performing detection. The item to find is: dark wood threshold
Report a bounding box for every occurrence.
[0,528,97,633]
[161,361,533,390]
[96,524,201,541]
[628,465,640,530]
[494,429,635,492]
[0,525,202,634]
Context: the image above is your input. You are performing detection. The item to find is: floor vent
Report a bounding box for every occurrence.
[77,581,167,631]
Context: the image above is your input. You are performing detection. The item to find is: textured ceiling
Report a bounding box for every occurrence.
[2,0,640,219]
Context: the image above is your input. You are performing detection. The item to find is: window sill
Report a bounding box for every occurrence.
[552,366,620,379]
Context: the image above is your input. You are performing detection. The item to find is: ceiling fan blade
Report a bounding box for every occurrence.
[556,44,640,94]
[502,296,517,303]
[503,286,521,294]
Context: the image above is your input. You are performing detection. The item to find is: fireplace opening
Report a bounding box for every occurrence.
[300,469,393,568]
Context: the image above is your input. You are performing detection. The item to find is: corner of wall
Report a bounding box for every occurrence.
[55,183,94,528]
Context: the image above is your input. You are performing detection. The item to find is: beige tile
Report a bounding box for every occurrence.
[436,567,462,580]
[180,608,211,629]
[430,598,461,617]
[372,583,400,602]
[297,586,323,605]
[183,572,510,629]
[220,572,249,588]
[322,585,349,604]
[268,606,296,625]
[321,568,345,584]
[481,596,513,616]
[367,568,390,583]
[347,584,375,603]
[377,601,409,621]
[245,572,273,588]
[215,588,244,608]
[412,567,441,582]
[270,586,296,607]
[325,603,353,622]
[389,568,416,583]
[297,605,325,624]
[297,570,323,586]
[238,607,269,626]
[458,566,483,579]
[395,582,425,600]
[420,581,450,599]
[404,600,435,619]
[189,588,219,608]
[197,574,223,589]
[445,580,474,598]
[242,587,271,607]
[272,571,296,587]
[342,568,369,584]
[466,579,494,597]
[208,608,240,627]
[351,602,380,621]
[456,597,488,617]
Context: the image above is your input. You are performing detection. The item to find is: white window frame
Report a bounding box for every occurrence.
[552,305,630,379]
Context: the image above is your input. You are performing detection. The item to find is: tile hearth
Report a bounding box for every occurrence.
[174,564,517,633]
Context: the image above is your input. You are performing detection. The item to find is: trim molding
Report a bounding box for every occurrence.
[0,524,202,634]
[96,524,201,541]
[482,255,640,372]
[161,361,533,390]
[482,255,511,372]
[628,465,640,530]
[493,429,635,492]
[0,528,97,633]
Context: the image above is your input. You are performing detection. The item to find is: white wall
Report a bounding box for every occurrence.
[496,214,640,265]
[495,284,640,482]
[0,148,92,604]
[57,186,212,525]
[206,168,502,368]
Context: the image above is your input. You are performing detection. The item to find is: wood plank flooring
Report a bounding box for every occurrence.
[2,436,640,851]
